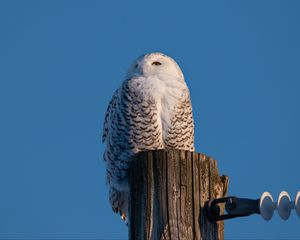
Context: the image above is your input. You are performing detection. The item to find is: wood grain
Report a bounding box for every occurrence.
[129,150,228,240]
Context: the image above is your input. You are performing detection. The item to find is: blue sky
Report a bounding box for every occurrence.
[0,1,300,239]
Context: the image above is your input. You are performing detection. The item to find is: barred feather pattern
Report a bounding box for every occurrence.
[102,53,195,220]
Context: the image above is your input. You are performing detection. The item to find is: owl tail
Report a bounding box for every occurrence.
[109,187,128,223]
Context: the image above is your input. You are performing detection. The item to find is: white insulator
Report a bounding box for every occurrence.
[278,191,292,220]
[260,192,275,221]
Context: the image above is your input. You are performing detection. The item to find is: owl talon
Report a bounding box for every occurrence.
[121,212,127,221]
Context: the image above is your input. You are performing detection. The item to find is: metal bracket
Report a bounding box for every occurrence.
[205,196,260,222]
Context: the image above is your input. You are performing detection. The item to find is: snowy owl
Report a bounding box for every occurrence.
[102,52,194,221]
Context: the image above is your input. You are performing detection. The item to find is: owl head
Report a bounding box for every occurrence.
[126,52,185,82]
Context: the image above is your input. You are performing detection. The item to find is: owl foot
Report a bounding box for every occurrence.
[120,212,126,221]
[120,212,129,226]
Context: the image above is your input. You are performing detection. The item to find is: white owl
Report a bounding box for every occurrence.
[102,52,194,221]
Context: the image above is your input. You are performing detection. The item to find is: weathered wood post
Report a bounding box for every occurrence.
[129,149,228,240]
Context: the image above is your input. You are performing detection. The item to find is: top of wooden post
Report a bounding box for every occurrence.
[129,149,228,240]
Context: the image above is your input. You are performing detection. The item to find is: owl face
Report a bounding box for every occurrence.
[126,53,184,82]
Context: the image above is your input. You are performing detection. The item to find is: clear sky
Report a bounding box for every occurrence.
[0,1,299,239]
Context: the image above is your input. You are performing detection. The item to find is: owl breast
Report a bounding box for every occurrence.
[127,75,195,152]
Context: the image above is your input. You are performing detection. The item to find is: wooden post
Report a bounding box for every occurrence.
[129,149,228,240]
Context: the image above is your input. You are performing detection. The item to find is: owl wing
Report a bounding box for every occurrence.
[102,87,130,220]
[103,80,160,220]
[102,82,134,184]
[102,86,131,181]
[102,89,119,144]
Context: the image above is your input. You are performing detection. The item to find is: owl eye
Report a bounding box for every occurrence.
[152,61,162,66]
